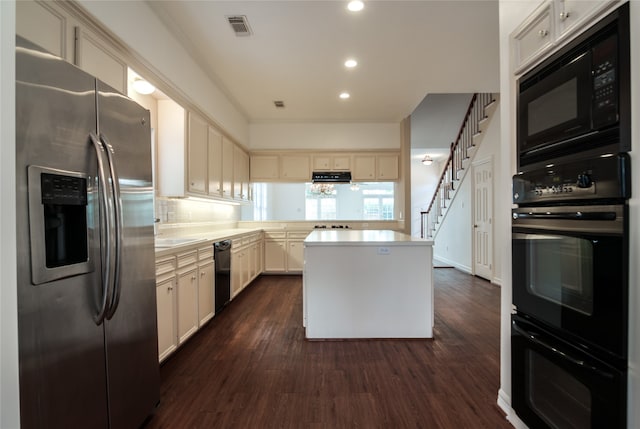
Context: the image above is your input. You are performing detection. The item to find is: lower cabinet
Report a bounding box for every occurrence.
[155,243,215,363]
[155,256,177,363]
[176,264,198,344]
[264,231,309,273]
[231,232,263,298]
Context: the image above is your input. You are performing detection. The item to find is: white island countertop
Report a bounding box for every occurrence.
[303,229,434,339]
[304,229,433,246]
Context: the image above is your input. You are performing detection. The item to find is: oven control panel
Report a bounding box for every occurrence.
[513,153,630,204]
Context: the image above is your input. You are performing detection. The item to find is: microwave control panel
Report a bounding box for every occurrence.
[592,35,618,128]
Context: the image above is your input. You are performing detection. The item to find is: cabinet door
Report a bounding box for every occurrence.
[234,148,250,201]
[281,155,311,181]
[512,1,554,73]
[313,156,331,171]
[16,0,70,60]
[333,155,351,171]
[251,156,279,180]
[231,249,243,298]
[156,275,177,362]
[187,112,208,195]
[557,0,618,40]
[208,126,223,197]
[353,155,376,180]
[197,260,215,326]
[264,240,287,272]
[287,240,305,272]
[377,155,399,180]
[222,137,234,199]
[157,100,186,197]
[74,26,127,94]
[176,267,198,344]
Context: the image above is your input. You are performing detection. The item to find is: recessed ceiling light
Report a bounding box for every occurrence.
[347,1,364,12]
[132,78,155,95]
[344,59,358,68]
[339,92,350,99]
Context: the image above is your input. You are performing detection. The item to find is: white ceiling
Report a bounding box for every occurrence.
[146,0,500,132]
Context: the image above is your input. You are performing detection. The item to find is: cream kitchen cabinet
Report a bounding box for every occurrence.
[16,0,73,60]
[74,26,127,94]
[187,112,208,195]
[377,155,399,180]
[207,126,223,197]
[281,155,311,181]
[264,232,287,272]
[231,233,263,298]
[176,251,199,345]
[16,0,126,93]
[234,146,250,201]
[222,137,235,199]
[286,232,309,272]
[250,155,279,180]
[264,231,309,273]
[312,154,351,171]
[352,155,376,180]
[513,0,619,75]
[197,246,215,326]
[157,100,186,197]
[155,256,177,363]
[512,1,555,75]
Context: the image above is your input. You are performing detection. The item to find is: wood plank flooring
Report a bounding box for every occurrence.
[145,269,510,428]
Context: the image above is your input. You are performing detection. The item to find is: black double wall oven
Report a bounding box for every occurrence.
[512,4,630,429]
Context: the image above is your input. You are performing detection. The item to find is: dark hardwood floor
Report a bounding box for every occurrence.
[146,269,510,428]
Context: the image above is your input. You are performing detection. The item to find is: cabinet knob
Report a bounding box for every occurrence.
[559,11,570,21]
[538,29,549,37]
[192,275,197,280]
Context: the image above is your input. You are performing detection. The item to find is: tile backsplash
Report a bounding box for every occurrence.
[155,197,240,225]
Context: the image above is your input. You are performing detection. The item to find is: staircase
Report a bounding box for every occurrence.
[420,93,497,239]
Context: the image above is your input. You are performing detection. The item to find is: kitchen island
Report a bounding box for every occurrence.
[303,230,434,339]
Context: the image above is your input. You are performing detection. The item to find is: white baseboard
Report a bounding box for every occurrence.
[498,388,528,428]
[432,255,471,274]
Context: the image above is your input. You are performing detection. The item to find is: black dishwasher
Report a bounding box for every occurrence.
[214,240,232,313]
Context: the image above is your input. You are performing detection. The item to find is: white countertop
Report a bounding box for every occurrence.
[153,228,264,256]
[304,229,433,246]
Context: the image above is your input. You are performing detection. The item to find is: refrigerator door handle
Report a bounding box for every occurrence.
[101,133,124,319]
[90,132,115,325]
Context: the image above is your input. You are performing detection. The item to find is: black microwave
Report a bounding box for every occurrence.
[517,3,630,169]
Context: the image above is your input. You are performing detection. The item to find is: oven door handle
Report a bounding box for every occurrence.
[512,321,615,380]
[513,211,617,221]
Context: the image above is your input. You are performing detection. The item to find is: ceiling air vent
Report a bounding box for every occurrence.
[226,15,252,36]
[274,100,285,108]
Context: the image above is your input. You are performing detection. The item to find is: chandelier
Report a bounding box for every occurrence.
[309,183,336,197]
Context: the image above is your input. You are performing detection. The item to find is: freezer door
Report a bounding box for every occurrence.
[97,80,160,428]
[16,37,109,429]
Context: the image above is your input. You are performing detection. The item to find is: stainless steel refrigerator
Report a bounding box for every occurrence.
[15,36,160,429]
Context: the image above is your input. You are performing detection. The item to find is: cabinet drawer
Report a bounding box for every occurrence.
[198,245,213,261]
[176,250,198,268]
[265,231,286,239]
[155,256,176,276]
[287,231,310,240]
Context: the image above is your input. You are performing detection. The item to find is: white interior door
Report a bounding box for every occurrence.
[473,159,493,281]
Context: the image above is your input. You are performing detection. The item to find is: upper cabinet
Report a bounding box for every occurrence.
[250,151,399,182]
[512,0,619,75]
[157,100,186,198]
[207,126,223,198]
[187,112,208,195]
[17,1,126,93]
[16,0,70,60]
[74,26,127,93]
[281,155,311,181]
[250,155,279,180]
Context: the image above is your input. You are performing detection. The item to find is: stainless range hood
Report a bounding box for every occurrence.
[311,171,352,183]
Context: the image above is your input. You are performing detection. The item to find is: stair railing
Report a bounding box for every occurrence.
[420,93,494,239]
